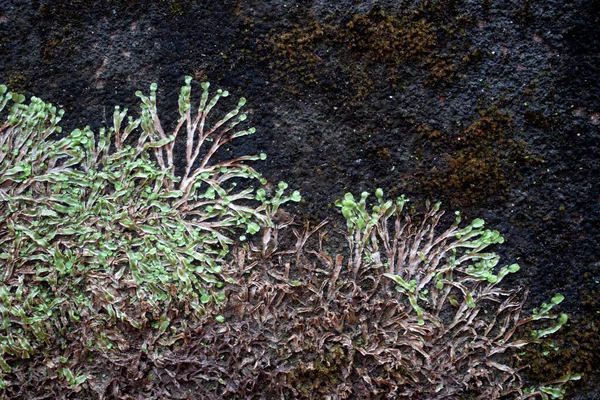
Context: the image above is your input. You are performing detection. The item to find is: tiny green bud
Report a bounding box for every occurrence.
[342,198,356,208]
[471,218,485,228]
[551,293,565,305]
[342,207,353,219]
[246,222,260,235]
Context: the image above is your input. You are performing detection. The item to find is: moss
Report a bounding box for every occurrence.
[0,80,301,394]
[168,1,185,15]
[415,107,540,207]
[523,110,563,130]
[244,3,480,105]
[265,7,435,101]
[6,71,26,92]
[522,318,597,390]
[377,147,392,160]
[517,272,598,391]
[425,48,483,85]
[286,344,350,397]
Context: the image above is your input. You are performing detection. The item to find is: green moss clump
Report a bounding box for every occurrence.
[0,79,299,392]
[0,80,577,398]
[288,344,349,397]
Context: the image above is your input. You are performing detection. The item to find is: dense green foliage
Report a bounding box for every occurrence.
[0,79,299,389]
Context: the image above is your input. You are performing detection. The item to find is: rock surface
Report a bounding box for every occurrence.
[1,0,598,397]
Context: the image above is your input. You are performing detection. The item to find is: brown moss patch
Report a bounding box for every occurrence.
[522,271,600,389]
[415,107,540,207]
[6,71,26,92]
[244,3,480,105]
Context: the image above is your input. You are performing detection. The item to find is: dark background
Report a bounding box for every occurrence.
[1,0,598,397]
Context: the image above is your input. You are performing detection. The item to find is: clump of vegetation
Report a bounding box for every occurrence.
[416,107,538,207]
[331,190,577,397]
[522,272,600,393]
[0,78,298,394]
[0,80,577,398]
[164,190,576,398]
